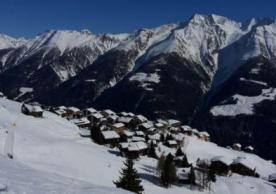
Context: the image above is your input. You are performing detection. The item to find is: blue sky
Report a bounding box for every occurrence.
[1,0,276,38]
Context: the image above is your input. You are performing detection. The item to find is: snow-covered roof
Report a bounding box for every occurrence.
[140,122,152,129]
[231,157,256,171]
[155,122,164,128]
[211,156,233,166]
[127,112,135,117]
[135,131,145,136]
[101,131,120,140]
[24,104,43,113]
[149,134,161,141]
[167,140,177,145]
[84,108,97,113]
[112,123,125,128]
[71,117,90,125]
[92,112,104,119]
[233,143,242,148]
[119,112,128,117]
[102,109,116,115]
[199,131,210,137]
[167,119,181,126]
[127,142,147,151]
[136,115,147,122]
[54,109,66,115]
[68,107,80,113]
[245,146,254,151]
[118,117,132,124]
[123,130,134,137]
[132,136,145,142]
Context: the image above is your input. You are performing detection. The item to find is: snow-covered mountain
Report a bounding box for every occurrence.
[0,34,26,49]
[0,97,275,194]
[1,13,276,162]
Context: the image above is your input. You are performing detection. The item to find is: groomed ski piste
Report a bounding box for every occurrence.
[0,97,275,194]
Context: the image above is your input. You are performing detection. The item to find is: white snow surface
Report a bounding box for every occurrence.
[0,34,26,49]
[0,98,275,194]
[211,88,276,116]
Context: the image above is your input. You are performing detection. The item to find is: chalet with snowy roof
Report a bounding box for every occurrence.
[166,140,178,148]
[210,156,232,175]
[0,92,6,98]
[54,108,68,118]
[111,123,125,134]
[199,131,210,141]
[230,157,259,177]
[107,114,119,124]
[155,122,165,130]
[117,117,132,127]
[91,112,104,124]
[71,117,91,128]
[167,119,181,127]
[120,130,134,142]
[244,146,254,153]
[124,142,148,159]
[134,115,148,124]
[82,107,97,117]
[268,173,276,183]
[101,109,116,117]
[127,112,135,118]
[135,131,145,137]
[148,134,161,142]
[132,136,146,142]
[169,127,180,134]
[100,131,120,146]
[138,122,153,131]
[67,107,81,119]
[118,112,128,117]
[177,167,191,184]
[232,143,242,151]
[147,127,157,135]
[21,103,43,118]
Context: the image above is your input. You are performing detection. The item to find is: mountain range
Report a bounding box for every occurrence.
[0,14,276,161]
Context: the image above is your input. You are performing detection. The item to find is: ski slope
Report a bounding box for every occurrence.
[0,98,275,194]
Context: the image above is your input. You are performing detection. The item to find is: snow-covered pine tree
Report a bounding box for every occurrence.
[114,158,144,194]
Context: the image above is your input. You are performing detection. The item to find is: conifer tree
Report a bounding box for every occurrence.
[148,141,158,159]
[182,154,190,167]
[175,147,184,157]
[114,158,144,194]
[156,153,166,177]
[160,153,178,187]
[160,133,165,142]
[189,166,196,184]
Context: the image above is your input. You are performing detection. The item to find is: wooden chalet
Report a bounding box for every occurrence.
[21,103,43,118]
[210,156,232,176]
[100,131,120,146]
[112,123,126,134]
[71,117,91,128]
[101,109,116,118]
[244,146,254,153]
[230,157,259,177]
[82,107,97,117]
[199,131,210,141]
[67,107,81,119]
[167,119,181,127]
[232,143,242,151]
